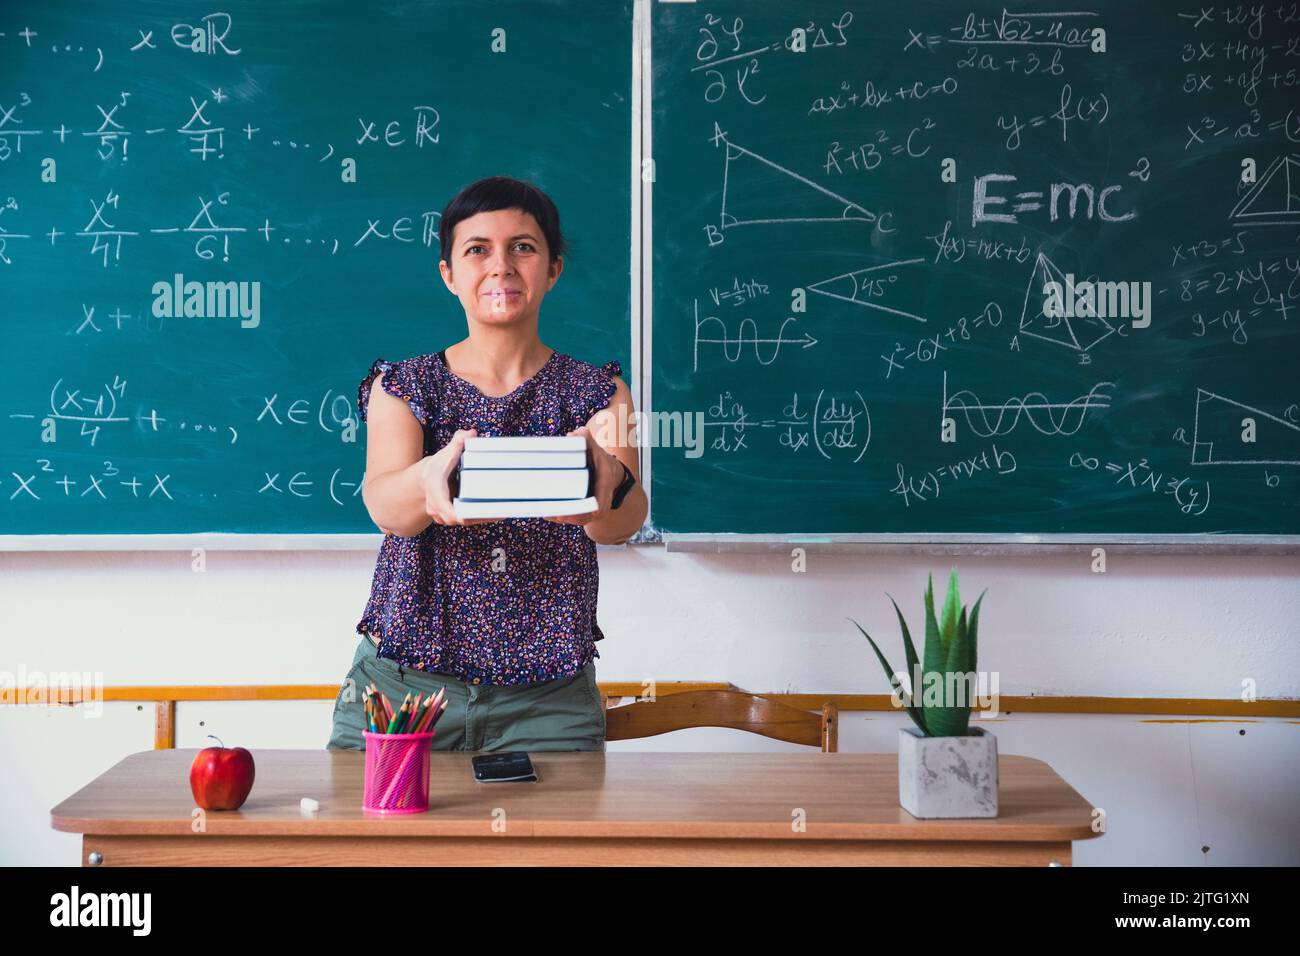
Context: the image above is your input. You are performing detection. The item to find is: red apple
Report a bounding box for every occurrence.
[189,735,255,810]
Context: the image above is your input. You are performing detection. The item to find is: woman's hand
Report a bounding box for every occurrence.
[419,428,501,527]
[544,426,622,527]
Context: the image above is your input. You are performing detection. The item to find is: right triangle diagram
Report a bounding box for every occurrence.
[1191,389,1300,466]
[718,136,876,229]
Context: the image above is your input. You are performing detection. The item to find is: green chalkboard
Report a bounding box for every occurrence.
[0,0,631,535]
[650,0,1300,535]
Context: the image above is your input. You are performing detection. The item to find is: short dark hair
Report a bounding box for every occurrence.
[439,176,567,270]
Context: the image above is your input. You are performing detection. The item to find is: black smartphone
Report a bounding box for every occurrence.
[471,752,538,783]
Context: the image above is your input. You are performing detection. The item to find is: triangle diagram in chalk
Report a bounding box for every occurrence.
[1229,154,1300,226]
[718,136,876,229]
[1018,252,1117,353]
[1191,388,1300,466]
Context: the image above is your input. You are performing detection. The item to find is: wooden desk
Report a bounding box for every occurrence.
[51,750,1101,866]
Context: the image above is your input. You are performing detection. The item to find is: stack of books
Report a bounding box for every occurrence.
[452,435,597,519]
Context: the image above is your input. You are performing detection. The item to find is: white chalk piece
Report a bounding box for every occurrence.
[299,797,319,814]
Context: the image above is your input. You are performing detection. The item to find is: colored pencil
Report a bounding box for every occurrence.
[414,688,446,733]
[411,698,436,734]
[425,699,448,732]
[418,691,444,728]
[386,702,406,735]
[405,693,423,733]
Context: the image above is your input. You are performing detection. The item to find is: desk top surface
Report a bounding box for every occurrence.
[51,750,1100,842]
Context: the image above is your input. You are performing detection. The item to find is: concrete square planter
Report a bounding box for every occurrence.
[898,725,999,818]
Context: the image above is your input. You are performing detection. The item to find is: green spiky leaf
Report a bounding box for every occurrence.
[945,607,968,678]
[886,594,921,696]
[943,607,974,736]
[921,573,944,682]
[886,597,927,736]
[968,589,987,675]
[939,568,961,649]
[849,617,929,736]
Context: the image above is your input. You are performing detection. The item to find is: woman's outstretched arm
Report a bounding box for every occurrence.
[360,373,433,537]
[361,374,495,534]
[572,375,648,545]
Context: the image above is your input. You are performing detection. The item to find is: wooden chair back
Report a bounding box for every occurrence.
[603,689,838,752]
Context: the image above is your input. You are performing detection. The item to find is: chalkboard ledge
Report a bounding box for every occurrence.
[5,533,1297,554]
[0,534,384,551]
[661,533,1300,556]
[0,534,634,552]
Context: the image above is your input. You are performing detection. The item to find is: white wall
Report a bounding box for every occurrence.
[2,547,1297,866]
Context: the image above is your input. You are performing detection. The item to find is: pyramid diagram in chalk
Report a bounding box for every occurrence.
[806,259,929,323]
[1191,389,1300,466]
[718,138,875,228]
[1018,252,1116,353]
[1229,154,1300,226]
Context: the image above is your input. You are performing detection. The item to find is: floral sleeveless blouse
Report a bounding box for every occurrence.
[355,348,621,685]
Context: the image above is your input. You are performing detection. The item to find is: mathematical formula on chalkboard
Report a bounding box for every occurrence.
[1,1,1296,541]
[0,0,633,539]
[650,1,1300,536]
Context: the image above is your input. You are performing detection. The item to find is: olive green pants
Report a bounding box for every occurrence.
[326,637,606,752]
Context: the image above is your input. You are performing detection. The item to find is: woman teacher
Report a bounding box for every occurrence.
[327,175,645,752]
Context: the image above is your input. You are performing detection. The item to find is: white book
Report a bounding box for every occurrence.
[461,450,587,469]
[458,468,590,500]
[453,496,598,519]
[464,435,586,452]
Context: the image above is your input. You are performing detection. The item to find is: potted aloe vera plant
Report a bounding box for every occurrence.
[849,570,997,819]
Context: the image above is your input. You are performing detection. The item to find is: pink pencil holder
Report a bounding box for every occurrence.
[362,730,435,814]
